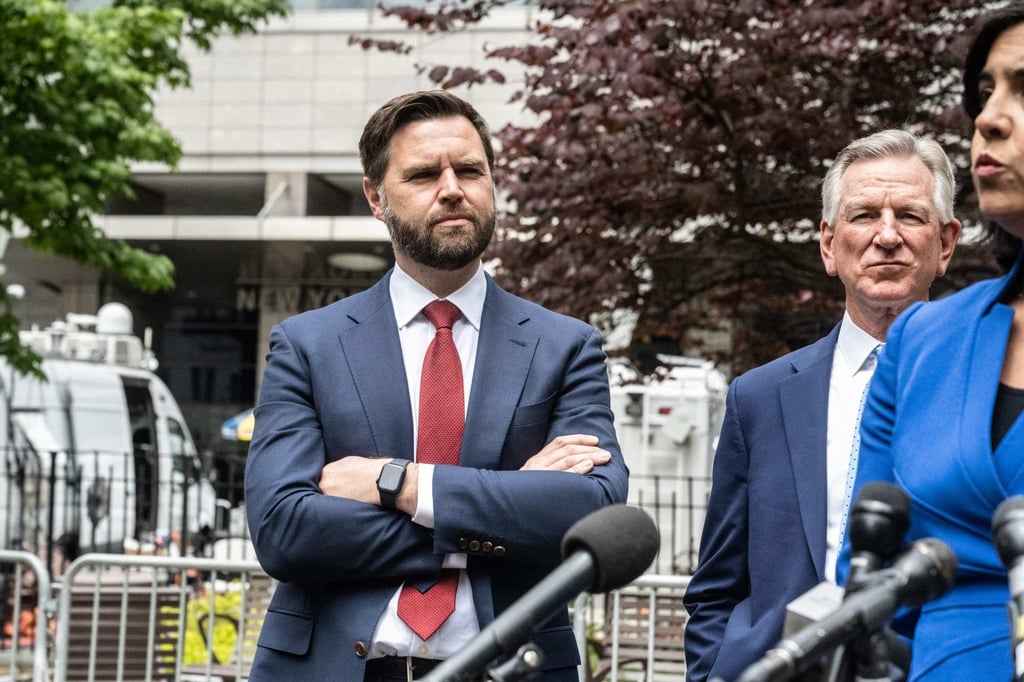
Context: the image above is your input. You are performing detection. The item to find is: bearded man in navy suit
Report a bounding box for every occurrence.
[244,90,628,682]
[683,130,961,682]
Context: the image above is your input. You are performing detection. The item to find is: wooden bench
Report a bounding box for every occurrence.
[62,584,181,682]
[588,586,688,682]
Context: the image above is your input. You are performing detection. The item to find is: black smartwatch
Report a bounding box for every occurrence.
[376,459,411,510]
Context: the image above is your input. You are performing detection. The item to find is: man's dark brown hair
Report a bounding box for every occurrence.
[359,90,495,189]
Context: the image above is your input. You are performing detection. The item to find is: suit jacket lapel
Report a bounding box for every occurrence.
[779,326,839,581]
[337,273,415,460]
[461,277,539,469]
[991,257,1024,490]
[964,266,1024,494]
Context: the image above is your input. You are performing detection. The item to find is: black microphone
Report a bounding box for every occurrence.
[735,538,958,682]
[992,495,1024,681]
[843,483,913,679]
[845,482,911,594]
[418,504,660,682]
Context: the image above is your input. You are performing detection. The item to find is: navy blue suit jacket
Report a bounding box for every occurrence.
[684,326,839,682]
[244,270,629,681]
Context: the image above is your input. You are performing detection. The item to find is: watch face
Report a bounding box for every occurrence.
[379,463,405,492]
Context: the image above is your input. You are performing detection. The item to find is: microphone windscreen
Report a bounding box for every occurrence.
[849,482,912,558]
[560,504,660,593]
[855,481,911,517]
[993,496,1024,568]
[895,537,958,607]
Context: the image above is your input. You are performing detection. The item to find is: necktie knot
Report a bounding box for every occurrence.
[864,343,883,371]
[423,300,461,331]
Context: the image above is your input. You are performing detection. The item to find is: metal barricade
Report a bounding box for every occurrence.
[33,552,691,682]
[52,554,266,682]
[0,550,50,682]
[574,574,691,682]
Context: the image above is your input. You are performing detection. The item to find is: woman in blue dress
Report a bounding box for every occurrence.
[847,3,1024,680]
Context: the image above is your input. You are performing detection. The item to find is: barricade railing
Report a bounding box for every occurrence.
[0,549,51,682]
[574,574,691,682]
[52,553,265,682]
[0,550,691,682]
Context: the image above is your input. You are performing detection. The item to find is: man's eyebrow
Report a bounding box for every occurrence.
[894,201,931,212]
[843,199,931,214]
[401,156,487,174]
[842,201,877,213]
[401,161,440,175]
[453,156,488,168]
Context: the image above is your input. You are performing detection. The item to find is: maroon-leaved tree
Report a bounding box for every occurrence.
[361,0,999,375]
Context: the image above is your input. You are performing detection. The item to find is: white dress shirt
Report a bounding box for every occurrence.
[369,263,486,659]
[824,312,882,584]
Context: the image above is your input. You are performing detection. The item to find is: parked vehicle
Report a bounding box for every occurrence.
[0,303,219,569]
[609,355,727,573]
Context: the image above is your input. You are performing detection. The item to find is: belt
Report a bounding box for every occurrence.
[364,655,443,681]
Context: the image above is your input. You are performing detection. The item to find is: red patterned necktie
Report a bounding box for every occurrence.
[397,299,464,640]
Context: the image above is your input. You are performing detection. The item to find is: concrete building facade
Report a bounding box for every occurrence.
[5,2,536,451]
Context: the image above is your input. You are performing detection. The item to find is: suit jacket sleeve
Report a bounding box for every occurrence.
[246,302,628,584]
[684,380,751,682]
[245,322,443,584]
[430,324,629,568]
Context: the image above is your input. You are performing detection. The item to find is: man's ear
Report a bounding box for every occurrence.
[935,218,962,277]
[363,177,385,222]
[820,220,838,277]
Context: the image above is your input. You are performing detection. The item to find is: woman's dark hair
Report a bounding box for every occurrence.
[963,3,1024,119]
[962,4,1024,266]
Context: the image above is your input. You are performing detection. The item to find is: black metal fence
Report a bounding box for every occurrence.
[631,474,712,575]
[0,445,712,578]
[0,446,221,577]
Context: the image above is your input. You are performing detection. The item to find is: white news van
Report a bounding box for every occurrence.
[0,303,217,563]
[609,356,728,573]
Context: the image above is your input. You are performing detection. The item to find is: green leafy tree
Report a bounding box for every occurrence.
[0,0,288,374]
[363,0,1002,375]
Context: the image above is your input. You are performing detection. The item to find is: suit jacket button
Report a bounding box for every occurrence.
[493,545,506,557]
[354,641,368,657]
[481,541,493,553]
[457,537,468,550]
[469,540,481,552]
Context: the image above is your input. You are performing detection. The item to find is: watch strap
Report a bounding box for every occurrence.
[377,458,411,510]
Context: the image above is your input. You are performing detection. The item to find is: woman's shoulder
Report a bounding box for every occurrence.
[902,274,1008,329]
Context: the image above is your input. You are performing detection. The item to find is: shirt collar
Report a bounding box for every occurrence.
[836,310,883,376]
[390,263,486,331]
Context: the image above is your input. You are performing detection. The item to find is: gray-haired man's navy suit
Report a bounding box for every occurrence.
[684,326,839,682]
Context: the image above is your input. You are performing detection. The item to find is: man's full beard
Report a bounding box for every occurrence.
[383,201,495,271]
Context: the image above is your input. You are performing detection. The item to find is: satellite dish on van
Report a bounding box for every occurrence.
[96,303,133,335]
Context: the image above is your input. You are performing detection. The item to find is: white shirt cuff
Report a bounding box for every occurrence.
[412,463,466,569]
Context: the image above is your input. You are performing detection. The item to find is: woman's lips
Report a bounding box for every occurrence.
[975,153,1005,178]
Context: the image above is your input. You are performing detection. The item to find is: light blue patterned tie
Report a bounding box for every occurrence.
[837,344,883,550]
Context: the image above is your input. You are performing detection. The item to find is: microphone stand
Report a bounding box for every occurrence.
[823,632,894,682]
[484,643,544,682]
[415,642,544,682]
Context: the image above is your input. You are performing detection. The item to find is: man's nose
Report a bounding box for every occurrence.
[875,213,903,249]
[438,169,464,202]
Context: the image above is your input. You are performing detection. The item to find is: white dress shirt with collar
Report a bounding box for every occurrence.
[824,311,882,584]
[369,262,486,659]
